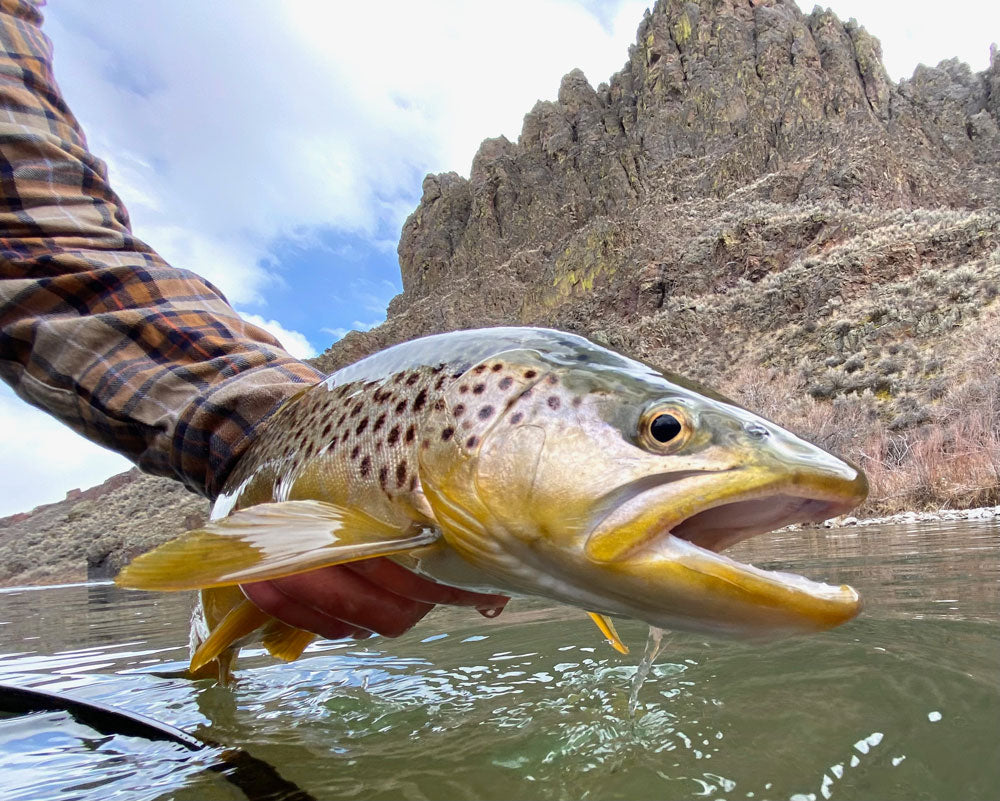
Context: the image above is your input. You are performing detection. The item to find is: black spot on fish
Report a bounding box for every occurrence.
[572,396,582,407]
[472,383,485,394]
[441,427,454,441]
[406,373,420,386]
[454,403,466,417]
[432,364,446,373]
[546,375,558,385]
[359,455,371,477]
[510,412,524,425]
[387,425,400,445]
[379,466,389,489]
[322,422,333,438]
[396,462,407,487]
[350,402,364,417]
[459,385,469,394]
[478,405,494,420]
[434,375,446,391]
[466,435,479,448]
[492,363,503,372]
[413,389,427,413]
[373,413,386,432]
[547,396,561,410]
[337,412,347,427]
[524,370,537,379]
[433,399,446,411]
[409,476,418,492]
[473,365,487,374]
[498,376,513,390]
[395,399,408,414]
[350,445,360,459]
[405,424,416,443]
[355,417,369,435]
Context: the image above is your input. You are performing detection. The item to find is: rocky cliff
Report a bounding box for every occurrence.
[3,0,997,585]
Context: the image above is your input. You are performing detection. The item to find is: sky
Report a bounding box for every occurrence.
[1,0,996,517]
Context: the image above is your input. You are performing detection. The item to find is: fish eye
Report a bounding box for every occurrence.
[638,404,693,454]
[651,413,682,442]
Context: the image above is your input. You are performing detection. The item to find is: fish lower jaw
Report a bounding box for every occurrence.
[608,492,864,636]
[619,524,863,637]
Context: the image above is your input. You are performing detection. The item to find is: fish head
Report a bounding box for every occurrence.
[418,332,867,639]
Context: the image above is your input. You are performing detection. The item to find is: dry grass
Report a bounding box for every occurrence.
[721,360,1000,518]
[857,411,1000,514]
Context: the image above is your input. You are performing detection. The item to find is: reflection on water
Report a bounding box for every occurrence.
[0,520,998,800]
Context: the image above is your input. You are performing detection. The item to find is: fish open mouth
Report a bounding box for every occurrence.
[586,467,864,564]
[581,467,866,636]
[670,494,845,553]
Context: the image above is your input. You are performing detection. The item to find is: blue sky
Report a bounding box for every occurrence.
[1,0,997,516]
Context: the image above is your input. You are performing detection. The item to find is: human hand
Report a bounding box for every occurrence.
[240,557,509,640]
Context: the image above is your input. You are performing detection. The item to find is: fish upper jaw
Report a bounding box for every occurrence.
[585,460,867,563]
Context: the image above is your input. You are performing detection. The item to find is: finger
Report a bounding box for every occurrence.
[264,565,434,638]
[241,577,369,641]
[346,558,509,612]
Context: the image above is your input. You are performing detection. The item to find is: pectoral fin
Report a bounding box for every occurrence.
[587,611,630,655]
[115,499,439,591]
[190,598,270,673]
[261,622,316,662]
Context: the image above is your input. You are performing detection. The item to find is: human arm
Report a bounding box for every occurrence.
[0,0,506,634]
[0,0,322,499]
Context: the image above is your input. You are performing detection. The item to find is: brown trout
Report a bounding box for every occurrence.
[117,327,867,681]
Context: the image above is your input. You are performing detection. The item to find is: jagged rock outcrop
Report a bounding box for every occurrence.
[4,0,998,585]
[340,0,998,345]
[312,0,999,428]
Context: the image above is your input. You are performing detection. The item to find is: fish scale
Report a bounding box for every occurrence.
[117,327,868,683]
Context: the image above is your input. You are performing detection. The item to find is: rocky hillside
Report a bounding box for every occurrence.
[3,0,997,586]
[0,470,206,586]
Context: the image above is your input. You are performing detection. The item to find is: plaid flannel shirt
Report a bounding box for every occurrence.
[0,0,324,499]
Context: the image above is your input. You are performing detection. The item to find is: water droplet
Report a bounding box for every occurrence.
[627,626,669,717]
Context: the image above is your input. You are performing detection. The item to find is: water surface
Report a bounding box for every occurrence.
[1,520,997,800]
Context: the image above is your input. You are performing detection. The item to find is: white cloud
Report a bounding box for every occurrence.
[321,319,383,343]
[237,313,318,359]
[42,0,649,310]
[0,387,132,518]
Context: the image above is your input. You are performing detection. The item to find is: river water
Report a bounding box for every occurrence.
[0,520,997,801]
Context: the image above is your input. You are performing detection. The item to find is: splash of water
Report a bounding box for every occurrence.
[627,626,669,718]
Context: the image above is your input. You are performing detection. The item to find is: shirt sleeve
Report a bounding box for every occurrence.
[0,0,325,499]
